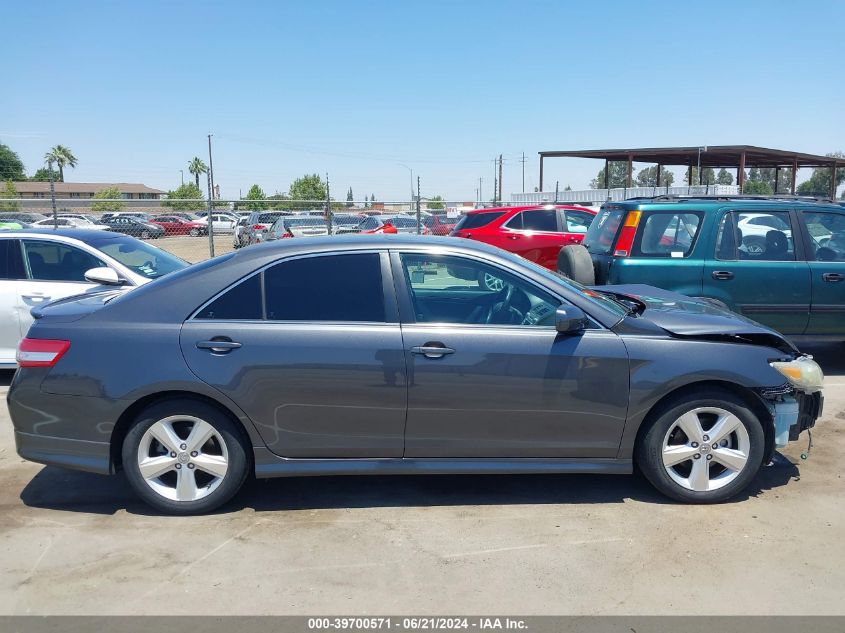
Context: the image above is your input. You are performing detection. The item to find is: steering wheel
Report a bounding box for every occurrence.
[485,283,518,325]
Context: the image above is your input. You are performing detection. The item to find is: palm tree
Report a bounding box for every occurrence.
[188,157,208,189]
[43,145,78,182]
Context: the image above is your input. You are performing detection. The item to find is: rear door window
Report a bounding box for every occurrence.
[195,274,263,320]
[453,212,505,230]
[505,209,558,232]
[564,209,594,233]
[725,211,795,261]
[635,212,703,257]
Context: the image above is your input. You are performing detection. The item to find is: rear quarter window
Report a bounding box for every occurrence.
[633,211,703,258]
[583,208,625,254]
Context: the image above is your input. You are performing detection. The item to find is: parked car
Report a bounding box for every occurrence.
[265,215,331,240]
[149,215,208,237]
[101,211,153,222]
[58,213,105,225]
[341,214,424,234]
[0,228,188,367]
[423,213,458,235]
[0,212,48,225]
[232,216,251,249]
[100,216,166,239]
[330,213,365,234]
[197,212,239,234]
[558,196,845,340]
[32,216,110,230]
[243,211,288,245]
[450,205,597,272]
[7,235,823,514]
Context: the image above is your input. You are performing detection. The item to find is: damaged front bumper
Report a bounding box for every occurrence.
[759,385,824,449]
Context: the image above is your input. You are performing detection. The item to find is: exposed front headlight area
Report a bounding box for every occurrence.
[770,356,824,394]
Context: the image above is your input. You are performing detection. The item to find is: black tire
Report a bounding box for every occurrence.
[189,228,200,237]
[636,388,765,504]
[122,398,250,515]
[140,230,150,240]
[557,244,595,285]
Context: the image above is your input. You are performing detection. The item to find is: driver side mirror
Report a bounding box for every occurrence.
[84,267,126,286]
[555,305,588,334]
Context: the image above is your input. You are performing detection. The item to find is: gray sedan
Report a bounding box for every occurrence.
[8,236,823,514]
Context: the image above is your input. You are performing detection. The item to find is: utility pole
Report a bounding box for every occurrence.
[555,181,559,203]
[180,170,184,185]
[325,172,332,234]
[206,134,215,258]
[478,177,483,206]
[498,154,503,203]
[416,176,421,234]
[493,158,497,204]
[47,158,57,229]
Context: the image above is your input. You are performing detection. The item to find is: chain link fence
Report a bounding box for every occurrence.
[0,198,475,263]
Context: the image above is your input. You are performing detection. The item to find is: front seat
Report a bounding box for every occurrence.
[765,230,789,260]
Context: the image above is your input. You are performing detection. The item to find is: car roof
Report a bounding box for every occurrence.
[612,197,845,212]
[0,227,129,243]
[465,204,596,215]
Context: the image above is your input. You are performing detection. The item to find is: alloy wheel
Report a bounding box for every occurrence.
[137,415,229,502]
[661,407,750,492]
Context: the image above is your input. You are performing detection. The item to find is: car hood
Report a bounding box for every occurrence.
[599,284,798,353]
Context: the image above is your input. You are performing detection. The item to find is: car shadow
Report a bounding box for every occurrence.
[19,455,800,516]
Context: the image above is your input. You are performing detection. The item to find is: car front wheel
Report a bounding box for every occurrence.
[122,399,250,515]
[636,388,765,503]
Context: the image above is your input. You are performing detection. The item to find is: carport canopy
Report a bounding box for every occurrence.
[538,145,843,198]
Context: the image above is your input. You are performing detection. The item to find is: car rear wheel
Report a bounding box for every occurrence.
[557,244,595,285]
[140,230,150,240]
[189,228,200,237]
[122,399,250,515]
[636,388,765,503]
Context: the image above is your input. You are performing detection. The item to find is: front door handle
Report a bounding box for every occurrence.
[711,271,734,281]
[822,272,844,282]
[507,234,521,240]
[196,339,242,353]
[22,293,51,301]
[411,344,455,359]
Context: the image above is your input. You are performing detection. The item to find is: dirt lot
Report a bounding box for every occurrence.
[0,345,843,616]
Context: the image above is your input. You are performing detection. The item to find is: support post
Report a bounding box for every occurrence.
[775,166,780,194]
[791,158,798,194]
[206,134,215,258]
[831,162,838,200]
[604,159,609,191]
[656,164,662,188]
[626,154,633,188]
[738,152,746,193]
[539,155,544,192]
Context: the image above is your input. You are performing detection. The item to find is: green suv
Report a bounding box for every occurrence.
[558,196,845,339]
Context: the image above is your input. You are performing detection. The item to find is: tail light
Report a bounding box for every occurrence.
[281,230,294,239]
[613,211,642,257]
[17,338,71,368]
[252,224,264,230]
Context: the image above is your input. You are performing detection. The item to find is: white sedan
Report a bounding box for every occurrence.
[32,216,111,230]
[0,228,188,368]
[197,212,239,234]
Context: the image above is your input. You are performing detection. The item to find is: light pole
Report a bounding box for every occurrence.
[180,170,184,185]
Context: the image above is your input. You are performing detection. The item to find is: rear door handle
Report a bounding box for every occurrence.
[411,344,455,359]
[196,339,242,353]
[822,273,844,282]
[711,271,734,281]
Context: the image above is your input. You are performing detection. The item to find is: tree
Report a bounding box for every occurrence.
[364,194,370,209]
[0,181,19,211]
[91,186,125,213]
[244,184,267,210]
[716,168,734,185]
[684,167,716,186]
[44,145,77,182]
[188,157,208,189]
[346,187,354,207]
[288,174,327,202]
[590,162,632,189]
[427,195,445,210]
[796,152,845,197]
[0,142,26,181]
[636,166,674,187]
[30,167,57,181]
[163,183,205,211]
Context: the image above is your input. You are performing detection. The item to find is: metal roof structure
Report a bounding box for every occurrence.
[538,145,842,197]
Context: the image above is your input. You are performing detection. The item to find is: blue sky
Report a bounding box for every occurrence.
[3,0,844,201]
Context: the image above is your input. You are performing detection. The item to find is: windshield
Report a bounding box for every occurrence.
[584,208,625,254]
[91,235,189,279]
[453,211,505,230]
[285,217,326,228]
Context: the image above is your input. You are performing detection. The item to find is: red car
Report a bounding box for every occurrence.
[150,215,207,237]
[450,204,596,271]
[423,213,457,235]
